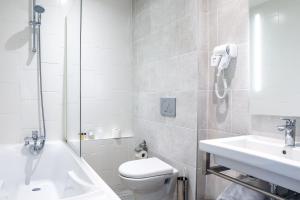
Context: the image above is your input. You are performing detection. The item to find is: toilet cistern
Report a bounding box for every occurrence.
[277,118,296,147]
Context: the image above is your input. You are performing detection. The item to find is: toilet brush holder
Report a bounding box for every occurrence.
[177,177,188,200]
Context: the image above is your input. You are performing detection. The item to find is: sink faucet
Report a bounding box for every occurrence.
[24,130,45,155]
[277,118,296,147]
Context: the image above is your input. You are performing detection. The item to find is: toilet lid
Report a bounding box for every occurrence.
[119,157,173,179]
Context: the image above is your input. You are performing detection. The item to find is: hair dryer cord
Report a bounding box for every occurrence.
[215,71,228,99]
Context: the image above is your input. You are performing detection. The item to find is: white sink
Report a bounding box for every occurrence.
[199,135,300,193]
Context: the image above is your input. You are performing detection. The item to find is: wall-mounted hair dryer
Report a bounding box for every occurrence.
[211,44,237,99]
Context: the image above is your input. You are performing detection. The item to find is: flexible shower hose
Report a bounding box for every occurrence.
[37,24,46,146]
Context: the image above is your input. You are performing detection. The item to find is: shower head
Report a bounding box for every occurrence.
[34,5,45,14]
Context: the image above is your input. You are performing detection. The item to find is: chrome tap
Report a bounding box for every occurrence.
[277,118,296,147]
[24,130,45,155]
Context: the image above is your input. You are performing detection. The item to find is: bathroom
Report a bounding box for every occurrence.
[0,0,300,199]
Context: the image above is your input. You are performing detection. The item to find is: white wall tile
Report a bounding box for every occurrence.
[41,35,64,64]
[0,0,67,143]
[0,83,19,114]
[45,120,64,140]
[43,92,63,121]
[20,70,38,100]
[0,114,20,143]
[81,0,133,141]
[0,52,20,82]
[20,100,39,129]
[0,0,28,23]
[42,63,64,92]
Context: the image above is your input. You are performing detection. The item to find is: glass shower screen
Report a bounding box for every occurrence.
[66,0,82,156]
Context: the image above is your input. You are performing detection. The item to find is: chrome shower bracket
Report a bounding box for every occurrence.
[30,0,37,52]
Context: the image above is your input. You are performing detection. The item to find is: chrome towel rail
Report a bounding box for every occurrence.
[205,153,285,200]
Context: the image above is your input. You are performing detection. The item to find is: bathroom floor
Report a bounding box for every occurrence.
[113,188,134,200]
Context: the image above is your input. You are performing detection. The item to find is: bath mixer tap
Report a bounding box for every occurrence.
[277,118,296,147]
[24,130,45,155]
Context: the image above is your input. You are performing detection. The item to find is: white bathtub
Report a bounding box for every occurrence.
[0,141,120,200]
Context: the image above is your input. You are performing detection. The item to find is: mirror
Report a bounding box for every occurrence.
[250,0,300,116]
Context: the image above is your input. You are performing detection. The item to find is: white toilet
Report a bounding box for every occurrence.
[119,157,178,200]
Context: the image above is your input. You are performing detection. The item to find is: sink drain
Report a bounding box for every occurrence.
[32,188,41,192]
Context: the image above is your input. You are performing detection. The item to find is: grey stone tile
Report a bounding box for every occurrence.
[198,51,209,90]
[217,0,249,44]
[207,91,232,132]
[198,91,208,129]
[176,15,198,55]
[154,155,198,200]
[133,0,151,16]
[208,11,218,52]
[170,126,197,166]
[198,11,209,51]
[252,115,300,138]
[177,51,199,91]
[197,168,206,200]
[206,129,239,139]
[199,0,208,12]
[231,90,250,134]
[133,8,151,40]
[164,91,198,129]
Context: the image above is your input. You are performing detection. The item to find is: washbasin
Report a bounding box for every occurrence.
[199,135,300,193]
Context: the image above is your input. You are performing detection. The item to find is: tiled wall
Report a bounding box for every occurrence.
[252,115,300,141]
[197,0,299,199]
[81,0,134,138]
[1,1,295,199]
[0,0,75,144]
[196,0,209,198]
[79,0,135,194]
[197,0,250,199]
[132,0,206,199]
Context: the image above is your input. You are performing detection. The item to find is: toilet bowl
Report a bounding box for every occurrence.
[119,157,178,200]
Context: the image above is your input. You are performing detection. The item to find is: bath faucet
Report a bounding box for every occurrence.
[24,130,45,155]
[277,118,296,147]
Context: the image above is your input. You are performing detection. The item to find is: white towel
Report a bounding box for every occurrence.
[217,176,268,200]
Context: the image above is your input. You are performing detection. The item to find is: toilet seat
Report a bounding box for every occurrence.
[119,157,173,179]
